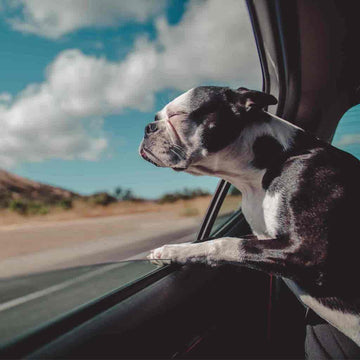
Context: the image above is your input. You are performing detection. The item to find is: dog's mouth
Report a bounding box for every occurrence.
[140,147,187,171]
[140,148,164,167]
[172,167,187,172]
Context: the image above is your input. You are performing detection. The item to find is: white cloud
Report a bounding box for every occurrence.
[154,0,261,89]
[2,0,166,39]
[0,85,107,167]
[0,0,262,167]
[334,134,360,147]
[0,92,12,103]
[42,0,261,115]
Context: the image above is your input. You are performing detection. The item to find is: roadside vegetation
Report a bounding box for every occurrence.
[0,170,241,227]
[0,186,221,226]
[158,188,210,204]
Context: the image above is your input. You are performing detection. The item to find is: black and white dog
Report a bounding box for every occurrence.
[139,86,360,345]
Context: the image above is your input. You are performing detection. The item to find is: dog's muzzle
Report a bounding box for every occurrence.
[140,119,188,170]
[139,145,166,167]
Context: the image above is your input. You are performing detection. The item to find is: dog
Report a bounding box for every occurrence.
[139,86,360,345]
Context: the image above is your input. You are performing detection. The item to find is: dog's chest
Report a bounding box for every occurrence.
[241,189,281,238]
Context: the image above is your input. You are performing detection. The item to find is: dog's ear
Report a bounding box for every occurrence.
[237,87,277,111]
[227,87,277,112]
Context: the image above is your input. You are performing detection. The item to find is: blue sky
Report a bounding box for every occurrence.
[333,106,360,159]
[0,0,358,199]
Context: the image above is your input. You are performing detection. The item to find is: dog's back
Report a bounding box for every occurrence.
[264,135,360,295]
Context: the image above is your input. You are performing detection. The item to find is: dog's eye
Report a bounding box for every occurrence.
[168,112,187,119]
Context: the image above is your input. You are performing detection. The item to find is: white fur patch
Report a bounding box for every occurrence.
[286,280,360,346]
[300,294,360,346]
[159,88,193,119]
[263,192,281,237]
[240,187,267,238]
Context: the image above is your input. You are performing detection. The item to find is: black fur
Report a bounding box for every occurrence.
[245,134,360,302]
[187,87,277,153]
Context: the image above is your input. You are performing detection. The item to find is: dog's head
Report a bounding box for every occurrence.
[139,86,277,171]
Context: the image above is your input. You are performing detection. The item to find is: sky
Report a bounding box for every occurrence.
[0,0,358,199]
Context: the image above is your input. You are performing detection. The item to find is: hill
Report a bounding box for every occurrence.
[0,169,77,207]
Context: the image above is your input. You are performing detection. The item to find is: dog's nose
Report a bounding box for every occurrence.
[145,123,158,136]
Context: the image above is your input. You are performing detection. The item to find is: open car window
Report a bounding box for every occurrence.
[0,0,262,354]
[0,0,261,280]
[0,261,157,347]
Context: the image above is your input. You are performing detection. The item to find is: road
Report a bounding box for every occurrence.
[0,212,203,345]
[0,211,200,278]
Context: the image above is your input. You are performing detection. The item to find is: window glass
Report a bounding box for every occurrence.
[332,105,360,159]
[0,261,156,347]
[0,1,261,284]
[210,185,243,236]
[0,0,262,345]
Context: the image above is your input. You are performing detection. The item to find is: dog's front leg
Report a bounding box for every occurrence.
[149,237,319,285]
[148,237,244,266]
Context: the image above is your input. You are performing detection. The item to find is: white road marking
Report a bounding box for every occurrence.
[0,263,124,313]
[0,232,196,313]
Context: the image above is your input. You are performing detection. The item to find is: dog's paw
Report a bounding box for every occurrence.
[148,245,173,266]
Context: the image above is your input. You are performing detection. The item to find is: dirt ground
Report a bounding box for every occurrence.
[0,196,216,228]
[0,195,242,277]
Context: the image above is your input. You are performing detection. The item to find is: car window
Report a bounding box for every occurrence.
[0,1,261,343]
[210,184,243,236]
[332,105,360,159]
[0,261,156,347]
[0,0,261,280]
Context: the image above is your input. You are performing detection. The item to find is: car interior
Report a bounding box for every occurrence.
[1,0,360,358]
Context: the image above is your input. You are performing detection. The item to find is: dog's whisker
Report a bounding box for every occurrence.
[169,146,186,160]
[170,144,187,159]
[171,144,186,155]
[169,148,181,158]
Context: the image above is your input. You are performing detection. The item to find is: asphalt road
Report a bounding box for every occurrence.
[0,212,200,278]
[0,212,202,345]
[0,261,162,346]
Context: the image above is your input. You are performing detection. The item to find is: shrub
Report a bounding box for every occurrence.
[27,202,49,215]
[159,188,210,204]
[0,198,10,209]
[9,199,28,215]
[113,187,138,201]
[58,199,73,210]
[158,193,178,204]
[8,199,49,215]
[88,192,117,206]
